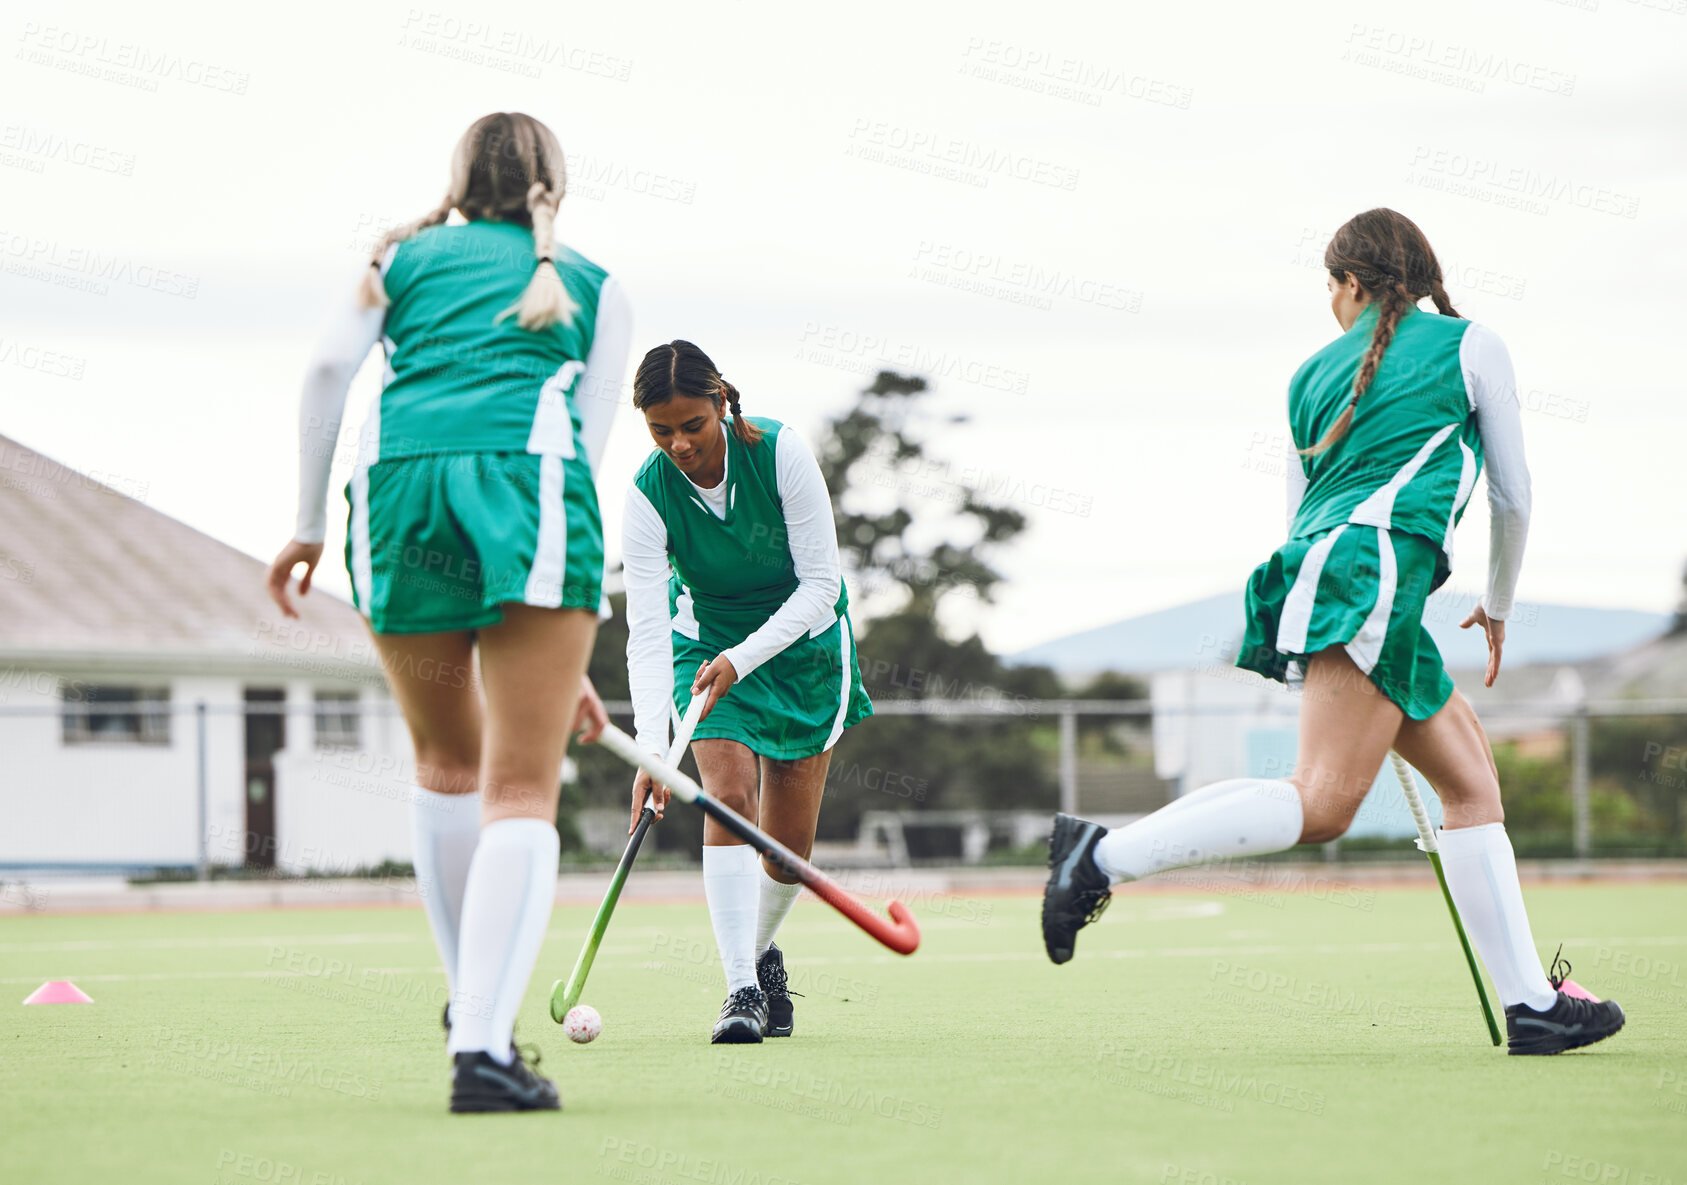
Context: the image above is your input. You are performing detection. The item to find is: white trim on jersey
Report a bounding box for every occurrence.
[1443,438,1478,562]
[673,589,702,640]
[1276,524,1348,655]
[823,620,854,751]
[1344,528,1397,675]
[523,454,567,608]
[1346,422,1459,530]
[357,337,393,472]
[526,361,583,458]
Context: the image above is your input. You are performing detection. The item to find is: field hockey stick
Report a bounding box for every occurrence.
[593,721,922,956]
[1390,750,1503,1047]
[549,692,709,1023]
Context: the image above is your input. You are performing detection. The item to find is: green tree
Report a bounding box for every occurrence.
[816,370,1027,619]
[812,370,1071,837]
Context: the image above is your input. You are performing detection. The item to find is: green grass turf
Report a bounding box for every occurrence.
[4,881,1685,1185]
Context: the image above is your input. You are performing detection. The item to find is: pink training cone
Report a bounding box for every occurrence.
[1558,978,1600,1003]
[22,981,93,1005]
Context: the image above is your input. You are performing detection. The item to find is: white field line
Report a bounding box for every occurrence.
[588,933,1687,965]
[0,932,420,954]
[0,904,1191,954]
[4,966,434,985]
[8,931,1682,979]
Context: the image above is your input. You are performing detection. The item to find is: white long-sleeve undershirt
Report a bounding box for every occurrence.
[1460,322,1531,622]
[1281,319,1531,621]
[622,425,842,756]
[292,262,632,544]
[295,255,390,543]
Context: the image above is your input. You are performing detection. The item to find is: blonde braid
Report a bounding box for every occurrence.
[357,197,455,309]
[499,181,579,330]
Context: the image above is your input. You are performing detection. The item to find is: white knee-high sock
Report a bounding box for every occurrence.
[1437,823,1557,1011]
[754,866,802,955]
[409,787,481,1009]
[446,818,560,1064]
[1093,778,1304,883]
[703,845,761,992]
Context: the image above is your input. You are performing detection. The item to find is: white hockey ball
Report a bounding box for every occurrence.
[564,1004,602,1044]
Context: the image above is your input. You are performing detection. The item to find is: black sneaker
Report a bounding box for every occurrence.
[711,986,768,1044]
[757,944,802,1038]
[1042,813,1112,965]
[1506,991,1625,1056]
[449,1046,561,1113]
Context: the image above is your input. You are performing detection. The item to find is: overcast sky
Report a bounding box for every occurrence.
[3,0,1682,654]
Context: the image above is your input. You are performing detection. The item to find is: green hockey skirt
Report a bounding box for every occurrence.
[1235,525,1455,720]
[345,450,603,635]
[672,612,874,760]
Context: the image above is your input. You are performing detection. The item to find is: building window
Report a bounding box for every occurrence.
[61,686,171,746]
[314,690,361,749]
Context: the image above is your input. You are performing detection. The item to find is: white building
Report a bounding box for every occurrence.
[0,435,414,875]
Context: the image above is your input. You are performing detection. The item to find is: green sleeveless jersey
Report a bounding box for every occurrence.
[1289,304,1483,555]
[375,220,608,460]
[632,416,850,650]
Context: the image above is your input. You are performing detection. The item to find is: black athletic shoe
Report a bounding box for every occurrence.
[1042,813,1112,965]
[1505,991,1626,1055]
[449,1046,561,1113]
[757,944,802,1038]
[711,986,768,1044]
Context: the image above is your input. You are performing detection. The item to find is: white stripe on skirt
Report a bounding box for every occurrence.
[1344,527,1397,675]
[823,618,854,751]
[349,466,373,613]
[1275,524,1347,655]
[348,373,382,615]
[524,455,567,608]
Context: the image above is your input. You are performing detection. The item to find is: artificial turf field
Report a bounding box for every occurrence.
[4,881,1684,1185]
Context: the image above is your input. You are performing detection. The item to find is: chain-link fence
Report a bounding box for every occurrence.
[3,691,1684,878]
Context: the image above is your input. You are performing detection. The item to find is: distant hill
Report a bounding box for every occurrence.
[1011,591,1671,676]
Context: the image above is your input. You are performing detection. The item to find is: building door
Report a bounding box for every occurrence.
[243,688,286,869]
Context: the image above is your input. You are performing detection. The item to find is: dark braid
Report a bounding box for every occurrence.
[1427,277,1459,317]
[1301,209,1461,458]
[632,341,765,447]
[718,380,759,446]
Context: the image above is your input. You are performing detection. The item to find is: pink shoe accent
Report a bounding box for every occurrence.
[22,981,94,1005]
[1557,978,1600,1003]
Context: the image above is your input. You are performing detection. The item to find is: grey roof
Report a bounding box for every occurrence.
[1585,630,1687,700]
[0,435,377,680]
